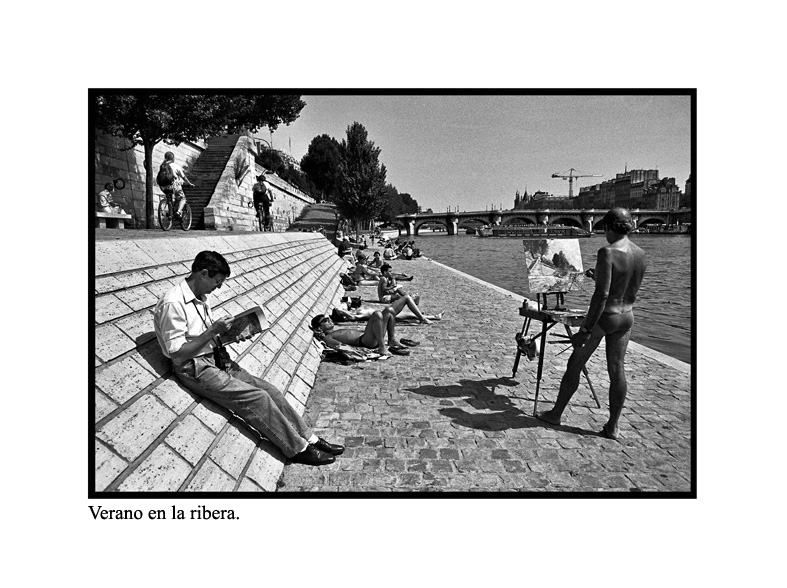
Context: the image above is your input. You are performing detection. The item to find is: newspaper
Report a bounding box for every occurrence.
[217,306,269,345]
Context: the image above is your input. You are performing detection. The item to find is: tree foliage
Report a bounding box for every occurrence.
[93,93,305,227]
[300,134,342,202]
[379,184,418,224]
[332,122,388,229]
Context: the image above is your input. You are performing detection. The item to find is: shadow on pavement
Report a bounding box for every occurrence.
[403,377,598,437]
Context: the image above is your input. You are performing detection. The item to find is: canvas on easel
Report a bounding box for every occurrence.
[522,238,586,294]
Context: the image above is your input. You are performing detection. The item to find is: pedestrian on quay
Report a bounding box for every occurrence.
[253,173,274,231]
[153,250,343,466]
[536,207,647,440]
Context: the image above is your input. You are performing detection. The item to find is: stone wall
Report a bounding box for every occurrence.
[95,131,315,232]
[204,135,316,231]
[94,131,205,229]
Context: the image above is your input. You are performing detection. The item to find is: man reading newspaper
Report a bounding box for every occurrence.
[153,250,343,466]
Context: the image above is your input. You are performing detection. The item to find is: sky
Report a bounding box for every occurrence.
[257,93,692,213]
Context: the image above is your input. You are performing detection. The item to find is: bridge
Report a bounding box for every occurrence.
[395,208,692,236]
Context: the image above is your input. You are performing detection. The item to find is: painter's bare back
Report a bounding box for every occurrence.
[602,239,647,314]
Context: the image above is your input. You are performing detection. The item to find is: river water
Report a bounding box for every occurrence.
[412,232,692,364]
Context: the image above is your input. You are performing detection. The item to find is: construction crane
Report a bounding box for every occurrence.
[551,168,602,198]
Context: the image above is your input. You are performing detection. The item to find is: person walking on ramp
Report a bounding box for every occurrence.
[536,207,647,440]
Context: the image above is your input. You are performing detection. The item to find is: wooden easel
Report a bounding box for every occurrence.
[512,293,601,415]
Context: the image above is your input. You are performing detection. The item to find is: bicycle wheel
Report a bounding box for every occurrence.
[158,197,173,231]
[180,203,193,231]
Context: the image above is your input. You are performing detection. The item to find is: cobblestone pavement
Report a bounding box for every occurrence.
[279,256,692,493]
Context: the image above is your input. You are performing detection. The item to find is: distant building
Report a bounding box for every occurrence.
[683,174,693,208]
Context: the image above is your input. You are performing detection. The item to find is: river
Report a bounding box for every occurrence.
[411,232,692,364]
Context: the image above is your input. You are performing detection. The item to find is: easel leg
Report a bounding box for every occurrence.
[564,324,601,408]
[512,317,531,377]
[532,319,548,416]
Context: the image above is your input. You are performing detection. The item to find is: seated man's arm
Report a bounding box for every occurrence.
[156,302,232,363]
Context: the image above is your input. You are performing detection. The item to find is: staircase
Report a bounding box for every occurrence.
[288,203,340,237]
[182,134,242,229]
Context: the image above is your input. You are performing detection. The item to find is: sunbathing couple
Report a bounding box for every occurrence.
[311,307,419,357]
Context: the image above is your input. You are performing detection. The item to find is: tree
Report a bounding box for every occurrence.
[93,93,305,228]
[333,122,388,231]
[300,134,342,202]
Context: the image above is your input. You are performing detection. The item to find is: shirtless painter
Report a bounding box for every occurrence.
[536,207,647,440]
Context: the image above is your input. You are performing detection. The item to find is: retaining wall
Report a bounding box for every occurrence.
[94,131,205,229]
[204,137,315,231]
[93,232,346,493]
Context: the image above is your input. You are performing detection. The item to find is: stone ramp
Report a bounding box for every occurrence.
[279,257,692,493]
[93,232,347,493]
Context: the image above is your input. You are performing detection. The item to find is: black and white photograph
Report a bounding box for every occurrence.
[90,92,694,495]
[8,3,787,586]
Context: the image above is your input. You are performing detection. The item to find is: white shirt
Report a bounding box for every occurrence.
[154,280,216,365]
[169,162,186,181]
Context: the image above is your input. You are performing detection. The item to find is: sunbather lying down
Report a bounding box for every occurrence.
[331,304,443,324]
[311,308,419,356]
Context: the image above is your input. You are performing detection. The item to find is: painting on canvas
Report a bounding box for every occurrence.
[522,238,585,293]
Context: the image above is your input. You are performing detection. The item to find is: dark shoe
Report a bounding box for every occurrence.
[312,437,345,456]
[388,346,411,356]
[400,338,420,347]
[289,445,335,466]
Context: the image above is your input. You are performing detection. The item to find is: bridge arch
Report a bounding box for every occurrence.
[550,216,583,228]
[413,219,450,235]
[502,216,537,226]
[637,216,666,226]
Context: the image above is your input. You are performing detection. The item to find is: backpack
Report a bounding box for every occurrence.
[157,162,175,187]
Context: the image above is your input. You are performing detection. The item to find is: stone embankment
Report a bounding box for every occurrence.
[93,231,691,493]
[279,253,692,493]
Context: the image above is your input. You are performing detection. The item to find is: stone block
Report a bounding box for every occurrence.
[114,310,156,345]
[118,444,191,492]
[185,459,237,492]
[95,440,128,492]
[95,389,118,423]
[209,427,256,479]
[95,356,157,404]
[95,242,157,276]
[95,295,133,324]
[152,378,195,414]
[165,415,216,466]
[115,287,159,312]
[132,341,170,377]
[265,364,291,394]
[192,402,228,433]
[113,270,151,289]
[95,275,122,294]
[237,478,264,492]
[144,265,178,280]
[97,394,177,461]
[244,439,286,491]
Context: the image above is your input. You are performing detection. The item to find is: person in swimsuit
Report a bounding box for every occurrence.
[536,207,647,440]
[377,263,432,324]
[311,308,417,356]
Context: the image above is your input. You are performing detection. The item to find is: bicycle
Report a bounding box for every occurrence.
[158,192,192,231]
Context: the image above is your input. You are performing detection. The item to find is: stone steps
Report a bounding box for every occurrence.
[93,232,347,493]
[182,135,242,229]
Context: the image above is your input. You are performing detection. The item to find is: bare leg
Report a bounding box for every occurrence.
[383,307,401,347]
[360,310,387,354]
[389,295,431,324]
[602,328,632,439]
[536,327,603,425]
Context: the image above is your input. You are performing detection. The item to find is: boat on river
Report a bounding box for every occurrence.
[477,225,591,238]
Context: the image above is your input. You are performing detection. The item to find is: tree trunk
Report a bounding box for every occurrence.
[144,140,155,229]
